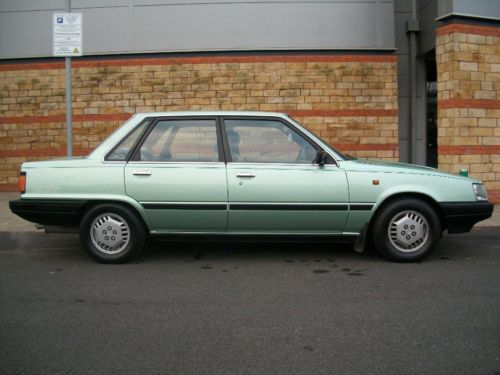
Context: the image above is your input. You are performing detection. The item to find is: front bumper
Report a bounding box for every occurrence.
[9,199,87,227]
[440,201,494,234]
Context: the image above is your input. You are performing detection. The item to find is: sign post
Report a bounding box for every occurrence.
[53,7,82,157]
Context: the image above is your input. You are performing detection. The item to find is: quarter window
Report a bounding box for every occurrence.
[138,119,219,162]
[107,120,150,161]
[224,119,317,164]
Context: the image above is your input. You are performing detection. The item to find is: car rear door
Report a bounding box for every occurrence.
[222,117,349,233]
[124,116,228,233]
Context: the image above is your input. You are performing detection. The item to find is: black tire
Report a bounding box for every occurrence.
[371,198,441,262]
[80,203,146,263]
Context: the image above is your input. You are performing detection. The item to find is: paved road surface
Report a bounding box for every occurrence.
[1,229,499,374]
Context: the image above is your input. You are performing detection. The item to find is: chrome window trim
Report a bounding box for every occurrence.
[126,161,226,165]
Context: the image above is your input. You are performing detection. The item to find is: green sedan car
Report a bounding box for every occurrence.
[10,111,493,263]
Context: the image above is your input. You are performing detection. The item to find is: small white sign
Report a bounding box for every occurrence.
[53,13,82,57]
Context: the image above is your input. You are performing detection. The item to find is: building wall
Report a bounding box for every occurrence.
[0,54,398,190]
[0,0,395,59]
[436,23,500,203]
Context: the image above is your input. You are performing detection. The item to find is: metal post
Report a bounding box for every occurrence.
[65,56,72,156]
[65,0,72,157]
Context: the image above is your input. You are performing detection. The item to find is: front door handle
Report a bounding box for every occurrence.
[132,170,152,176]
[236,172,256,178]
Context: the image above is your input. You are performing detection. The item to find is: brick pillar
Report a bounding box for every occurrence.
[436,23,500,203]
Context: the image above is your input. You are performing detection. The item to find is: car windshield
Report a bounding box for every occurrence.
[286,115,350,161]
[321,142,355,160]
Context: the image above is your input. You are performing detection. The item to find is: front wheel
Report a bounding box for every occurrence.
[371,198,441,262]
[80,204,146,263]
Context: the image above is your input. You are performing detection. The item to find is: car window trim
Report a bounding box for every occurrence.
[216,116,229,164]
[220,115,337,166]
[128,116,224,164]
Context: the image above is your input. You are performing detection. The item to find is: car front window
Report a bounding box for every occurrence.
[224,119,317,164]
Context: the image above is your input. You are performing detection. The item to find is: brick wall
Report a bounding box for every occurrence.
[436,23,500,203]
[0,54,398,191]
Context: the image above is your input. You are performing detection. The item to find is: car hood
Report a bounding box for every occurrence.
[339,158,475,181]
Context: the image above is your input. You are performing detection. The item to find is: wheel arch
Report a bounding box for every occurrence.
[370,192,446,232]
[76,198,151,233]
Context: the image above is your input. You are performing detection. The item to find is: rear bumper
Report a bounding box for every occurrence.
[440,201,494,234]
[9,199,87,227]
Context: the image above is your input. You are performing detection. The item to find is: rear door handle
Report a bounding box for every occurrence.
[132,170,152,176]
[236,172,256,178]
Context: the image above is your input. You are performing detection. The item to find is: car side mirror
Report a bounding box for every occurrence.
[315,150,328,166]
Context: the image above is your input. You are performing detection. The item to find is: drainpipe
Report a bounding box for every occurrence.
[407,0,420,163]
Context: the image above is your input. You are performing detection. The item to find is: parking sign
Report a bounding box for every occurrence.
[53,13,82,56]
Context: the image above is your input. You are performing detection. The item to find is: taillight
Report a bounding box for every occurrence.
[18,172,26,194]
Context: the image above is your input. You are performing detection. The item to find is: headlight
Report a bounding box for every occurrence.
[472,183,488,201]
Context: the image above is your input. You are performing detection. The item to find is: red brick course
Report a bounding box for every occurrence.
[0,54,397,72]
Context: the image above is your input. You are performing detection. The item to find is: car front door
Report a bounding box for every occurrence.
[124,117,228,233]
[222,117,349,233]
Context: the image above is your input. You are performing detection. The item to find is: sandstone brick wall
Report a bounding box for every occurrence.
[0,54,398,191]
[436,23,500,203]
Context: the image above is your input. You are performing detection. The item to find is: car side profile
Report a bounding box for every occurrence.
[10,111,493,263]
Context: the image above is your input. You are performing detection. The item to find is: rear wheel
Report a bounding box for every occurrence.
[372,198,441,262]
[80,204,146,263]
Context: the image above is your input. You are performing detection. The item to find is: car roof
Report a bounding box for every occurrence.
[133,111,290,120]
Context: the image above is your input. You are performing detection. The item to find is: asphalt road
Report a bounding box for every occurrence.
[1,228,499,375]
